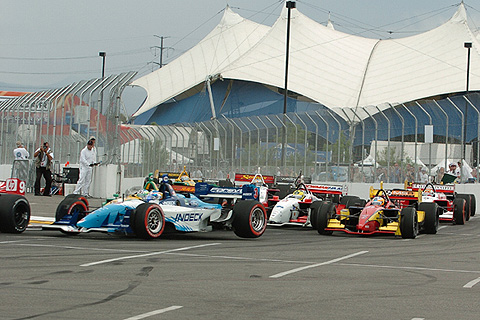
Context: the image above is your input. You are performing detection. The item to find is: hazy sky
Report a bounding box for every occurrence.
[1,0,478,114]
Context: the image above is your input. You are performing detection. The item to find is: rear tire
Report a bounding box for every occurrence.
[133,203,165,239]
[232,200,267,238]
[453,198,466,225]
[400,207,418,239]
[419,202,438,234]
[0,194,30,233]
[470,194,476,217]
[316,202,335,235]
[309,200,323,230]
[457,194,471,221]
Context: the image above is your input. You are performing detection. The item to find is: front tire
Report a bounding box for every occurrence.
[0,194,30,233]
[232,200,267,238]
[400,207,418,239]
[309,200,323,230]
[419,202,439,234]
[316,202,335,235]
[133,203,165,239]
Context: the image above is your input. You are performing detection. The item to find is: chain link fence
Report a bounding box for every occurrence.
[1,79,479,186]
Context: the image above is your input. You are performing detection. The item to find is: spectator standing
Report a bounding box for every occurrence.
[33,142,54,196]
[458,161,474,183]
[13,141,29,160]
[417,167,429,183]
[73,139,97,197]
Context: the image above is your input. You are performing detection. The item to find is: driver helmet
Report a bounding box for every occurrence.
[181,175,189,182]
[162,174,169,183]
[292,189,306,201]
[146,190,161,201]
[137,189,149,200]
[371,196,385,206]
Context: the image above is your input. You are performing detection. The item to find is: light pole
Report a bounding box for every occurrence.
[99,51,106,123]
[99,51,106,79]
[464,42,472,164]
[281,1,296,169]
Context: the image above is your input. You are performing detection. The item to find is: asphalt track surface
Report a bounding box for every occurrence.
[1,194,480,320]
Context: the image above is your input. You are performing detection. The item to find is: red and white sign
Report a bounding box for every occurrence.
[0,178,26,195]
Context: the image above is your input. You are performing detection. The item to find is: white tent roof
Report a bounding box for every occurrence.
[132,6,270,117]
[132,3,480,120]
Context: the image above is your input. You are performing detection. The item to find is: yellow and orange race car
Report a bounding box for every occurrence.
[315,183,438,239]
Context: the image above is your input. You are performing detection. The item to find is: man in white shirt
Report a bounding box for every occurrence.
[73,139,97,197]
[13,141,29,160]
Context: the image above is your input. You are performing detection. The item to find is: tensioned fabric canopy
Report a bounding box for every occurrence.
[132,3,480,121]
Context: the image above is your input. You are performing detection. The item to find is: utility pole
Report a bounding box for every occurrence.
[153,35,171,68]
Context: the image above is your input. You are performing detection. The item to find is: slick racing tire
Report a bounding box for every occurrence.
[56,197,88,222]
[456,194,472,221]
[309,200,323,230]
[418,202,439,234]
[316,201,335,235]
[470,194,476,217]
[63,194,89,208]
[232,200,267,238]
[400,207,418,239]
[132,203,165,239]
[0,194,30,233]
[55,199,88,235]
[453,198,466,225]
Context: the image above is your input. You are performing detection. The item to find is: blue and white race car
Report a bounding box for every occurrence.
[43,181,267,239]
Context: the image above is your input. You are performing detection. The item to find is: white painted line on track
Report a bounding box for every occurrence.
[411,318,425,320]
[438,225,448,230]
[269,251,368,279]
[81,243,221,267]
[123,306,183,320]
[339,263,480,274]
[166,252,318,264]
[463,276,480,288]
[13,243,150,253]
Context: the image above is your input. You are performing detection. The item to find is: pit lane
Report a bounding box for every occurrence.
[1,195,480,319]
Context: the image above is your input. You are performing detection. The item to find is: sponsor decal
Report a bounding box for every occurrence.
[174,213,203,222]
[0,178,26,195]
[386,190,416,197]
[210,187,242,195]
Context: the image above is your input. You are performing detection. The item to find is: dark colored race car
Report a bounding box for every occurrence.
[0,178,30,234]
[315,184,438,239]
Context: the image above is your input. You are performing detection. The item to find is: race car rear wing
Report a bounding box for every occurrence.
[0,178,26,195]
[304,184,345,195]
[408,183,455,194]
[275,175,312,186]
[195,182,259,200]
[234,173,275,186]
[369,186,422,202]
